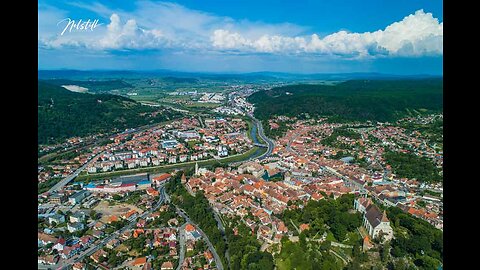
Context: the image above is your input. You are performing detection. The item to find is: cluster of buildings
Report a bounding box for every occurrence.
[181,162,354,247]
[85,117,252,173]
[38,174,179,269]
[84,173,151,193]
[268,116,443,230]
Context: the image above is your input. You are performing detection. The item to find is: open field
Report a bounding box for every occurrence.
[93,201,144,223]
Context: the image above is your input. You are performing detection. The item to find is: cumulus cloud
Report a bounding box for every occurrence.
[212,10,443,57]
[98,14,167,50]
[39,12,169,50]
[38,1,442,58]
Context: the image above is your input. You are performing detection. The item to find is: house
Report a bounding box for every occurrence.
[186,241,194,252]
[69,211,86,223]
[185,224,201,240]
[90,249,108,263]
[93,221,106,230]
[131,257,147,269]
[38,232,58,247]
[108,215,119,224]
[67,222,85,233]
[362,235,374,252]
[61,245,79,259]
[142,262,153,270]
[106,238,120,249]
[123,209,138,220]
[38,255,59,265]
[204,251,214,263]
[363,204,394,242]
[91,229,105,238]
[52,238,66,251]
[160,261,174,270]
[146,187,159,197]
[48,214,65,225]
[137,219,146,228]
[79,235,92,244]
[299,223,310,232]
[72,262,86,270]
[69,190,90,205]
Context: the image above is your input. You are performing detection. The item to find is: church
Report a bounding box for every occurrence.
[354,197,394,242]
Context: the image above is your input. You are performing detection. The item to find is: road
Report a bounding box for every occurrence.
[47,152,103,193]
[248,114,274,161]
[176,222,187,270]
[175,207,224,270]
[212,210,230,267]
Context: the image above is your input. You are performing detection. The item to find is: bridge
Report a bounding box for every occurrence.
[253,143,268,148]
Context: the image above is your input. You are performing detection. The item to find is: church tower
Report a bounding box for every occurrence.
[195,162,199,176]
[181,173,187,184]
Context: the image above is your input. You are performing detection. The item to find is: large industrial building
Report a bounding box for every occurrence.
[84,173,151,193]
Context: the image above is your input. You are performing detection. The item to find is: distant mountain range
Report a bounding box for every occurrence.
[38,69,442,82]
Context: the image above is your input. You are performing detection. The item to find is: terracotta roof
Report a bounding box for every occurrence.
[185,224,195,232]
[153,173,171,182]
[161,261,174,269]
[132,257,147,266]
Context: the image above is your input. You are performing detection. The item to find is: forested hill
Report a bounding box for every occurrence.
[248,79,443,122]
[38,81,182,145]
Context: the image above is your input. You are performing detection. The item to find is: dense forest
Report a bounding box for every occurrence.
[383,151,442,183]
[38,81,182,144]
[248,79,443,122]
[387,206,443,269]
[276,195,362,270]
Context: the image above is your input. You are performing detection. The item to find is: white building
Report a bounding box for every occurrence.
[363,204,394,242]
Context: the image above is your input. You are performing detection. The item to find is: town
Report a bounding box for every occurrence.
[38,94,443,269]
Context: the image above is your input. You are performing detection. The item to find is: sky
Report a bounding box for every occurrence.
[38,0,443,74]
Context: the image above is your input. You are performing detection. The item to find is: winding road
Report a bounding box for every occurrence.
[175,207,224,270]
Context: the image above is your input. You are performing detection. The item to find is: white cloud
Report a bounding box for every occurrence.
[98,14,167,50]
[212,9,443,57]
[38,1,442,58]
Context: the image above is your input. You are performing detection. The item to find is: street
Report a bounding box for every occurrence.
[175,207,224,270]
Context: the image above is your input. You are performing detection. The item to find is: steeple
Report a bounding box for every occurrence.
[181,173,187,184]
[381,210,389,222]
[195,162,199,176]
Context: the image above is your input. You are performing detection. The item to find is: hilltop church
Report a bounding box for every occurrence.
[355,197,394,242]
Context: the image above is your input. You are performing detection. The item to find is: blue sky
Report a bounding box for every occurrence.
[38,0,443,74]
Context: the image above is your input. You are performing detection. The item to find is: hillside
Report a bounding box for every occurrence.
[38,81,182,145]
[248,79,443,122]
